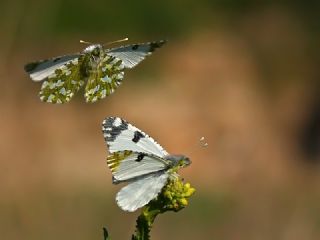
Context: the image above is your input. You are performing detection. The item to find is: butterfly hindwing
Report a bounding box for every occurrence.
[107,40,167,68]
[84,55,124,103]
[107,150,169,183]
[116,171,169,212]
[102,117,168,157]
[39,57,84,103]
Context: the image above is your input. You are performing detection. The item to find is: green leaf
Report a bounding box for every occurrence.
[103,227,110,240]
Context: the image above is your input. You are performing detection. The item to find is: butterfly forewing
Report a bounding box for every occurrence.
[84,55,125,103]
[102,117,168,157]
[25,54,81,82]
[107,151,169,183]
[116,171,169,212]
[107,40,166,68]
[39,57,84,103]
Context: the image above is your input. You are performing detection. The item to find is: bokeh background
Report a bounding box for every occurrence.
[1,1,320,239]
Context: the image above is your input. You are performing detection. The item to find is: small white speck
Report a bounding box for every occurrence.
[55,80,64,87]
[71,59,79,65]
[113,117,122,127]
[59,87,67,95]
[104,133,111,138]
[47,94,55,102]
[94,85,100,93]
[41,81,49,89]
[101,89,106,97]
[101,75,112,83]
[64,69,71,76]
[49,82,56,89]
[116,73,124,79]
[87,88,94,95]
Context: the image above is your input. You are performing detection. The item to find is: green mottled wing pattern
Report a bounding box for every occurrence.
[84,55,124,103]
[39,58,84,103]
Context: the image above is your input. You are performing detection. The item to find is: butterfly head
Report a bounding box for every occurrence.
[165,154,191,169]
[83,44,103,56]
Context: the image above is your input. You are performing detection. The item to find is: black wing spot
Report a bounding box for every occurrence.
[132,131,145,143]
[136,153,145,162]
[53,57,61,62]
[132,44,139,50]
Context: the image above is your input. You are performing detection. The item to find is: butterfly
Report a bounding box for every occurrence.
[24,38,166,104]
[102,116,191,212]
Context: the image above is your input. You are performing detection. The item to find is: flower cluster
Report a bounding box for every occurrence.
[131,178,196,240]
[161,179,196,211]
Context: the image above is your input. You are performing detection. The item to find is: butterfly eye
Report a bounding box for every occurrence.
[178,159,186,167]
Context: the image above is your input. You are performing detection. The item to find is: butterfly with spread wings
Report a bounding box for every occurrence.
[102,116,191,212]
[24,39,166,103]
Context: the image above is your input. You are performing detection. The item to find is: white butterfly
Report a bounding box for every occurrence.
[24,39,166,103]
[102,117,191,212]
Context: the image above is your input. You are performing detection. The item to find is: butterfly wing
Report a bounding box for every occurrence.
[102,117,168,157]
[84,55,125,103]
[116,171,169,212]
[107,151,169,183]
[106,40,166,69]
[39,57,85,103]
[24,54,81,82]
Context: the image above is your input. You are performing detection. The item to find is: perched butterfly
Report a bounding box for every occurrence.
[102,116,191,212]
[24,38,166,103]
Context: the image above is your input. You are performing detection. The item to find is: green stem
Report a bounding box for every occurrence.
[132,206,161,240]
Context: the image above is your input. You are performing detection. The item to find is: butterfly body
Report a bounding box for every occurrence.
[102,117,190,212]
[164,154,191,169]
[25,40,166,103]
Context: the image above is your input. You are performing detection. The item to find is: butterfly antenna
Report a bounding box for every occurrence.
[79,40,92,45]
[103,37,129,47]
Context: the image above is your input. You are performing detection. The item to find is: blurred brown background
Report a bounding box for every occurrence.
[1,1,320,239]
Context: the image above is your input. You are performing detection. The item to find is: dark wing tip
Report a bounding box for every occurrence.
[102,116,128,128]
[149,40,167,52]
[102,116,129,143]
[102,116,123,128]
[102,116,116,127]
[24,62,39,73]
